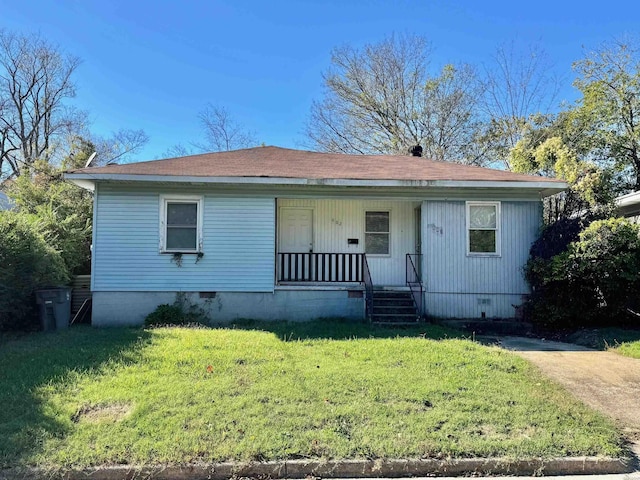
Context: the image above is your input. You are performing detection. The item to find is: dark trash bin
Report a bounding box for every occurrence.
[35,287,72,331]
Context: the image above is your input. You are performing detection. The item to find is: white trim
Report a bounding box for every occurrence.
[616,191,640,208]
[90,183,98,291]
[466,201,501,257]
[65,172,567,192]
[364,209,391,256]
[158,194,203,253]
[67,178,95,191]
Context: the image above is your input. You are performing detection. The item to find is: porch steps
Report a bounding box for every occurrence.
[371,290,420,324]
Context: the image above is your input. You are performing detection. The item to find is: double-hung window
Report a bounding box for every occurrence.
[467,201,500,255]
[365,211,390,255]
[160,195,203,253]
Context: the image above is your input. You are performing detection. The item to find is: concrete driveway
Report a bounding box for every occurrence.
[497,336,640,456]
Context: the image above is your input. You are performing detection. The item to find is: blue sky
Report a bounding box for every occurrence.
[2,0,639,160]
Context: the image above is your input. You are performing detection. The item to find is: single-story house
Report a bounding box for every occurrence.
[65,146,566,326]
[616,191,640,223]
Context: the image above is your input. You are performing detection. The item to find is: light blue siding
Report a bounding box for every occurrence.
[422,200,541,318]
[94,185,275,292]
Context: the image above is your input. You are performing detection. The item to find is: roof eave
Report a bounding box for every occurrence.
[616,191,640,208]
[64,173,566,195]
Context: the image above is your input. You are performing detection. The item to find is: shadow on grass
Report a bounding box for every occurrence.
[0,326,151,468]
[214,317,464,341]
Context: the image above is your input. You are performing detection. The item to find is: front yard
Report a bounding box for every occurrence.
[0,320,624,469]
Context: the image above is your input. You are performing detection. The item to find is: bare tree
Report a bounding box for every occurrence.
[0,30,83,179]
[196,104,257,152]
[305,35,487,164]
[91,128,149,165]
[481,41,560,168]
[159,143,194,159]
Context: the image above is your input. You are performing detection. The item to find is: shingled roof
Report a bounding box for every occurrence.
[68,146,563,184]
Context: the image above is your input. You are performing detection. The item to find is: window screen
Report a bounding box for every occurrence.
[166,202,198,251]
[365,211,390,255]
[468,203,498,254]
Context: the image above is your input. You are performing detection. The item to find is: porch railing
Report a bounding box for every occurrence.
[277,252,364,283]
[362,254,373,322]
[406,253,424,319]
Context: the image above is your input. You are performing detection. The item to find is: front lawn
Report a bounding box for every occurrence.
[0,320,624,468]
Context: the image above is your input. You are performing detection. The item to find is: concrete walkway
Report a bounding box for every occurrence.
[498,336,640,457]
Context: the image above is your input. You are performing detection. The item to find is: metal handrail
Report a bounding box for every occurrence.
[406,253,423,319]
[362,254,374,322]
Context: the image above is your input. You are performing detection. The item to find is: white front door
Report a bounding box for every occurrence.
[279,208,313,253]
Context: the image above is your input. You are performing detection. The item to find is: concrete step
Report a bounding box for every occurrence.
[372,291,413,299]
[373,305,417,314]
[370,288,420,323]
[373,299,414,307]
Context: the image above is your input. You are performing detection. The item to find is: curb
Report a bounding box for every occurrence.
[1,456,634,479]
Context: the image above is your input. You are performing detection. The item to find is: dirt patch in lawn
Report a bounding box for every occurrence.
[72,403,132,423]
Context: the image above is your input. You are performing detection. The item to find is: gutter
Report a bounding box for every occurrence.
[64,173,567,195]
[616,191,640,208]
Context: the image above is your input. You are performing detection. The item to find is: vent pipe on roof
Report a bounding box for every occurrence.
[409,145,423,157]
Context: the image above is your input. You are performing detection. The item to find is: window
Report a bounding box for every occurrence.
[365,211,390,255]
[467,202,500,255]
[160,195,203,253]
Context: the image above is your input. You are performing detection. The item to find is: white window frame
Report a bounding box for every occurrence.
[364,210,391,256]
[466,201,501,257]
[159,194,204,253]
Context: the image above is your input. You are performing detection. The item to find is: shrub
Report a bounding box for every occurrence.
[528,216,585,260]
[0,211,69,331]
[525,217,640,329]
[8,159,92,275]
[144,303,186,326]
[145,293,210,327]
[570,218,640,320]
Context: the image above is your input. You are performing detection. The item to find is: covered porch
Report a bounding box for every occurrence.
[275,198,424,321]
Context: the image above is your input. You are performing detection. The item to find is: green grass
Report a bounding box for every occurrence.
[616,341,640,358]
[567,327,640,359]
[0,319,625,469]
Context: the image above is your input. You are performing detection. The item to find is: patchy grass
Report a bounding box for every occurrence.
[0,319,624,469]
[566,328,640,359]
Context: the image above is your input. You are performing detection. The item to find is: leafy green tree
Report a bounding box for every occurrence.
[510,127,618,223]
[573,39,640,190]
[7,138,94,274]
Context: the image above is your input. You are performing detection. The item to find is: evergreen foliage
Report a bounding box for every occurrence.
[0,211,69,330]
[525,218,640,329]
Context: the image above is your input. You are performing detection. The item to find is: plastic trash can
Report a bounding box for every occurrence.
[35,287,72,331]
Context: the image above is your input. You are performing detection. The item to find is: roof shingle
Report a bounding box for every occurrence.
[69,146,563,183]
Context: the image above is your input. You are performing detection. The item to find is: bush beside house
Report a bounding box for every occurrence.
[525,217,640,330]
[0,150,93,332]
[0,211,69,330]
